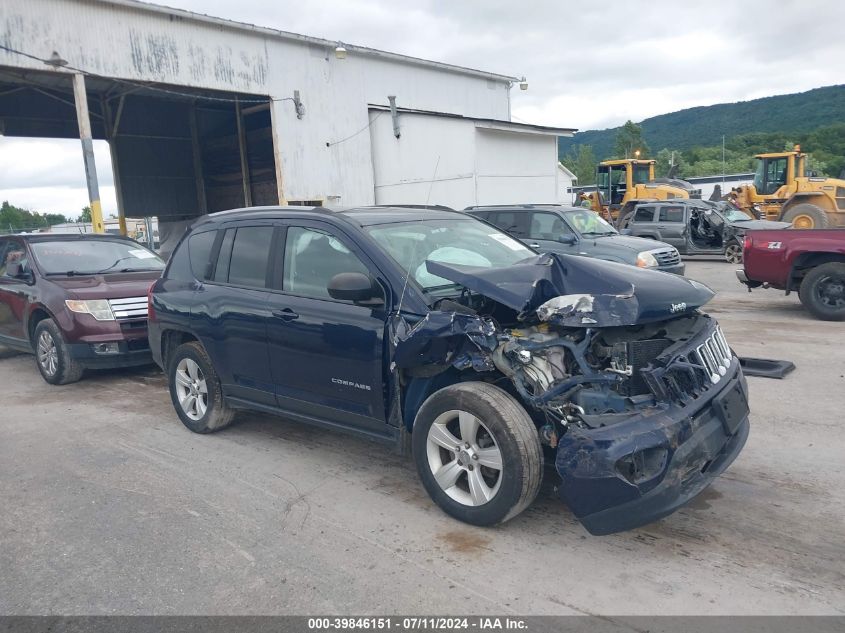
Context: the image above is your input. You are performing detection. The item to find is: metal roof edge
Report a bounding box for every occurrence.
[94,0,520,83]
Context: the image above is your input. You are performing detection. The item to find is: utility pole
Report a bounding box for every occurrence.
[721,135,726,187]
[71,73,105,234]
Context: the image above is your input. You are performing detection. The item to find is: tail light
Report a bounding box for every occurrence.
[147,282,157,322]
[743,235,752,250]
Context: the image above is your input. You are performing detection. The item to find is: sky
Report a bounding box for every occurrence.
[2,0,845,217]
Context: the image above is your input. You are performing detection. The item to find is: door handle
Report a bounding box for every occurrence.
[272,308,299,321]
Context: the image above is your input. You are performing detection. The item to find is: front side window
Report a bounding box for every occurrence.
[29,239,164,275]
[563,210,615,236]
[283,227,370,300]
[225,227,273,288]
[765,158,787,194]
[528,213,571,240]
[367,218,534,293]
[631,164,651,185]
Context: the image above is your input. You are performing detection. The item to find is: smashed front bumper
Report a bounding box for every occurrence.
[555,362,749,535]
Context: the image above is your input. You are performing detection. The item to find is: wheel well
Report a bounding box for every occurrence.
[27,308,53,349]
[160,330,199,369]
[781,195,834,215]
[789,253,845,291]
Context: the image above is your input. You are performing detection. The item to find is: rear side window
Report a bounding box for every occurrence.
[634,206,655,222]
[227,227,273,288]
[658,206,685,222]
[489,212,523,236]
[188,230,217,280]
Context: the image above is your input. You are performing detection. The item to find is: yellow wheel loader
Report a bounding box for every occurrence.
[726,146,845,229]
[581,159,702,224]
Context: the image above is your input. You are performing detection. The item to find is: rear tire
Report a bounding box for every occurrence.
[412,381,542,526]
[783,203,830,229]
[724,240,743,264]
[33,319,84,385]
[168,341,235,433]
[799,262,845,321]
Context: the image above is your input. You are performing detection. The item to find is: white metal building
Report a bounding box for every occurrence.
[0,0,575,231]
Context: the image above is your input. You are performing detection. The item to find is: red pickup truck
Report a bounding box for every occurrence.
[737,229,845,320]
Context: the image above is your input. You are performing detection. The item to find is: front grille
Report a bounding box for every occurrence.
[653,248,681,267]
[108,296,148,320]
[694,326,732,385]
[641,323,735,404]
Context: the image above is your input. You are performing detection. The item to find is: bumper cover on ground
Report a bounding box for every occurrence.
[555,365,749,535]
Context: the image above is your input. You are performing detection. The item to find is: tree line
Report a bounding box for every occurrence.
[0,202,92,234]
[561,120,845,186]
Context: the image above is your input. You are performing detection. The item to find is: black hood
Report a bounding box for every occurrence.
[425,253,714,327]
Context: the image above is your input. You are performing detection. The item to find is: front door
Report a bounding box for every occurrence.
[525,211,578,255]
[266,222,389,434]
[0,238,30,343]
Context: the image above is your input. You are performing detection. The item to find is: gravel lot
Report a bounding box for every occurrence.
[1,260,843,615]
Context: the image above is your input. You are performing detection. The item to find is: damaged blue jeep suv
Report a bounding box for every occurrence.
[148,206,749,535]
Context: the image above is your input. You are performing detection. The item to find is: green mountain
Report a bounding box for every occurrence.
[558,85,845,161]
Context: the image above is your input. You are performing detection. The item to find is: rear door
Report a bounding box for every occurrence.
[654,205,688,250]
[191,222,277,406]
[265,221,390,434]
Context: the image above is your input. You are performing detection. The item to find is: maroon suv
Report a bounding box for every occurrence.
[0,234,165,384]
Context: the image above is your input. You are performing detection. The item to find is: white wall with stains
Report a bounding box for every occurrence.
[1,0,517,207]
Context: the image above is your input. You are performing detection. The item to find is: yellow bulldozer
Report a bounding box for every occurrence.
[726,145,845,228]
[581,158,702,223]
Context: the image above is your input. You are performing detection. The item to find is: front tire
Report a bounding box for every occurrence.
[168,341,235,433]
[799,262,845,321]
[33,319,84,385]
[412,382,542,526]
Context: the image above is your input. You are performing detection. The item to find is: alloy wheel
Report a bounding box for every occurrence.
[175,358,208,421]
[724,243,743,264]
[37,331,58,376]
[426,409,503,506]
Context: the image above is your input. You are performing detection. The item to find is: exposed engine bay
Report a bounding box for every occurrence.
[392,253,731,445]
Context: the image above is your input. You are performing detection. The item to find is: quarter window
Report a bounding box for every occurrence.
[226,226,273,288]
[634,207,655,222]
[188,230,217,280]
[283,227,370,300]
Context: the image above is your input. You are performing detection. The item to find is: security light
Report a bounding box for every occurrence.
[335,43,347,60]
[518,76,528,91]
[44,51,68,68]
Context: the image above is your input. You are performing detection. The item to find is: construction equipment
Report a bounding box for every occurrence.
[581,159,701,223]
[726,145,845,229]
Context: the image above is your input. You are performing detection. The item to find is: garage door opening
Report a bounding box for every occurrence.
[0,66,281,250]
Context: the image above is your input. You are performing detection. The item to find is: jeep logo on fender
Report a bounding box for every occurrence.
[332,378,372,391]
[670,302,687,313]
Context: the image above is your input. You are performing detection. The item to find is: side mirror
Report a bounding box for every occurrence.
[5,260,32,282]
[558,234,577,245]
[620,228,633,236]
[327,272,383,305]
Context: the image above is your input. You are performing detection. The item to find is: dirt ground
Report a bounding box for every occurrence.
[1,259,843,615]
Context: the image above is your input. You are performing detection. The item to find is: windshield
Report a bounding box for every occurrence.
[30,239,165,275]
[366,218,534,293]
[719,207,753,222]
[562,209,617,236]
[753,159,765,192]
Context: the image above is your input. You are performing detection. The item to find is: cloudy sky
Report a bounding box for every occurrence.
[3,0,845,217]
